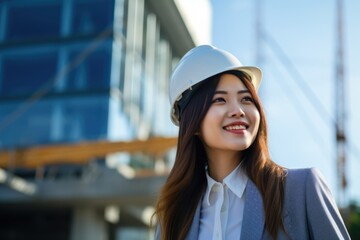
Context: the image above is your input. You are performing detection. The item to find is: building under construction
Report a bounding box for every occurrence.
[0,0,212,239]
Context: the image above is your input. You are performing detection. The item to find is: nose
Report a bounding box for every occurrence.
[227,103,245,118]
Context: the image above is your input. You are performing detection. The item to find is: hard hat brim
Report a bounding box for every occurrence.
[233,66,262,91]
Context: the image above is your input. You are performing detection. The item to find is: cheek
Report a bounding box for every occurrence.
[199,113,218,143]
[199,118,209,140]
[252,111,261,134]
[200,108,220,128]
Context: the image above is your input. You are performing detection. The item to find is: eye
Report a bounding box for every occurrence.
[241,96,254,102]
[212,97,226,103]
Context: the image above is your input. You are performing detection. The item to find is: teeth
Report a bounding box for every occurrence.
[225,125,246,130]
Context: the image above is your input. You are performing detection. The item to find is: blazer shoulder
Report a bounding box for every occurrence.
[284,168,350,239]
[284,167,327,205]
[286,168,330,191]
[285,167,311,186]
[285,167,316,176]
[286,167,323,181]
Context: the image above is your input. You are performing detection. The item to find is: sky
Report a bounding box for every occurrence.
[210,0,360,205]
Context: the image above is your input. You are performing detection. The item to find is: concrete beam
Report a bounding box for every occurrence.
[146,0,195,56]
[0,137,177,168]
[0,167,166,207]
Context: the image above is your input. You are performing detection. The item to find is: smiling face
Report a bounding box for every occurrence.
[199,73,261,159]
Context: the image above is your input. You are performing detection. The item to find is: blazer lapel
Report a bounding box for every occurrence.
[240,180,265,240]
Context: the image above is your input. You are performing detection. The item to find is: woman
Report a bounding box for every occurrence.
[154,45,350,240]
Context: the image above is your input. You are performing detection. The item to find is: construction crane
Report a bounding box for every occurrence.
[254,0,349,206]
[335,0,347,207]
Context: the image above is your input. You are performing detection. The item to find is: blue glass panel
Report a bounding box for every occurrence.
[6,3,61,41]
[67,45,111,90]
[1,51,57,96]
[0,96,109,149]
[61,97,109,140]
[0,100,52,149]
[72,0,114,35]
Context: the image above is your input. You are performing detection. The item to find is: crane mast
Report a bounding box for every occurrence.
[335,0,347,207]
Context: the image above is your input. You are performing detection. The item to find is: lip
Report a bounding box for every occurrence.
[222,121,249,134]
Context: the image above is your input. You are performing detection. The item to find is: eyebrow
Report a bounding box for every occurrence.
[214,90,250,95]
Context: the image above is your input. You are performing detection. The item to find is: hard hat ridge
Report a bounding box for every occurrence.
[169,44,262,126]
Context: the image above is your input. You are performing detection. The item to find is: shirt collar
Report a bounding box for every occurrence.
[223,163,248,198]
[204,163,248,206]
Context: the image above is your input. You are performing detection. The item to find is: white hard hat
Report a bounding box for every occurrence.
[170,44,262,126]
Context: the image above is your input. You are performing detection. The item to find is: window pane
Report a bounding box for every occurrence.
[0,96,109,149]
[67,46,111,91]
[0,101,52,148]
[6,3,61,41]
[62,97,109,141]
[1,51,57,96]
[72,0,114,35]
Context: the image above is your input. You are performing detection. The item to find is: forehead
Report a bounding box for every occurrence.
[216,73,248,90]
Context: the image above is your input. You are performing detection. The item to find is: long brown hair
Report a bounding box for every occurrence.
[154,71,286,239]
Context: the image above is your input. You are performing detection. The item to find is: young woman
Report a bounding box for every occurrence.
[154,45,350,240]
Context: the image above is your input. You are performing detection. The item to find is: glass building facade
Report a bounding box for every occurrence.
[0,0,180,150]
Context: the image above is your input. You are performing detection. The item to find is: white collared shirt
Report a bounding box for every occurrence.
[198,164,248,240]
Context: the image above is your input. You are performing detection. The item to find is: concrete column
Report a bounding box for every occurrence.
[70,207,108,240]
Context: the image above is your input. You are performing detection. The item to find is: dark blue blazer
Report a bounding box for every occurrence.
[156,168,350,239]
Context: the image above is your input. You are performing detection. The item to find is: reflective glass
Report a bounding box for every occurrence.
[0,100,53,149]
[0,96,109,149]
[67,44,111,91]
[1,51,57,96]
[0,40,112,96]
[72,0,114,35]
[61,96,108,140]
[6,3,61,41]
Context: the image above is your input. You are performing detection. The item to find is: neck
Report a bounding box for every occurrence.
[206,150,241,182]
